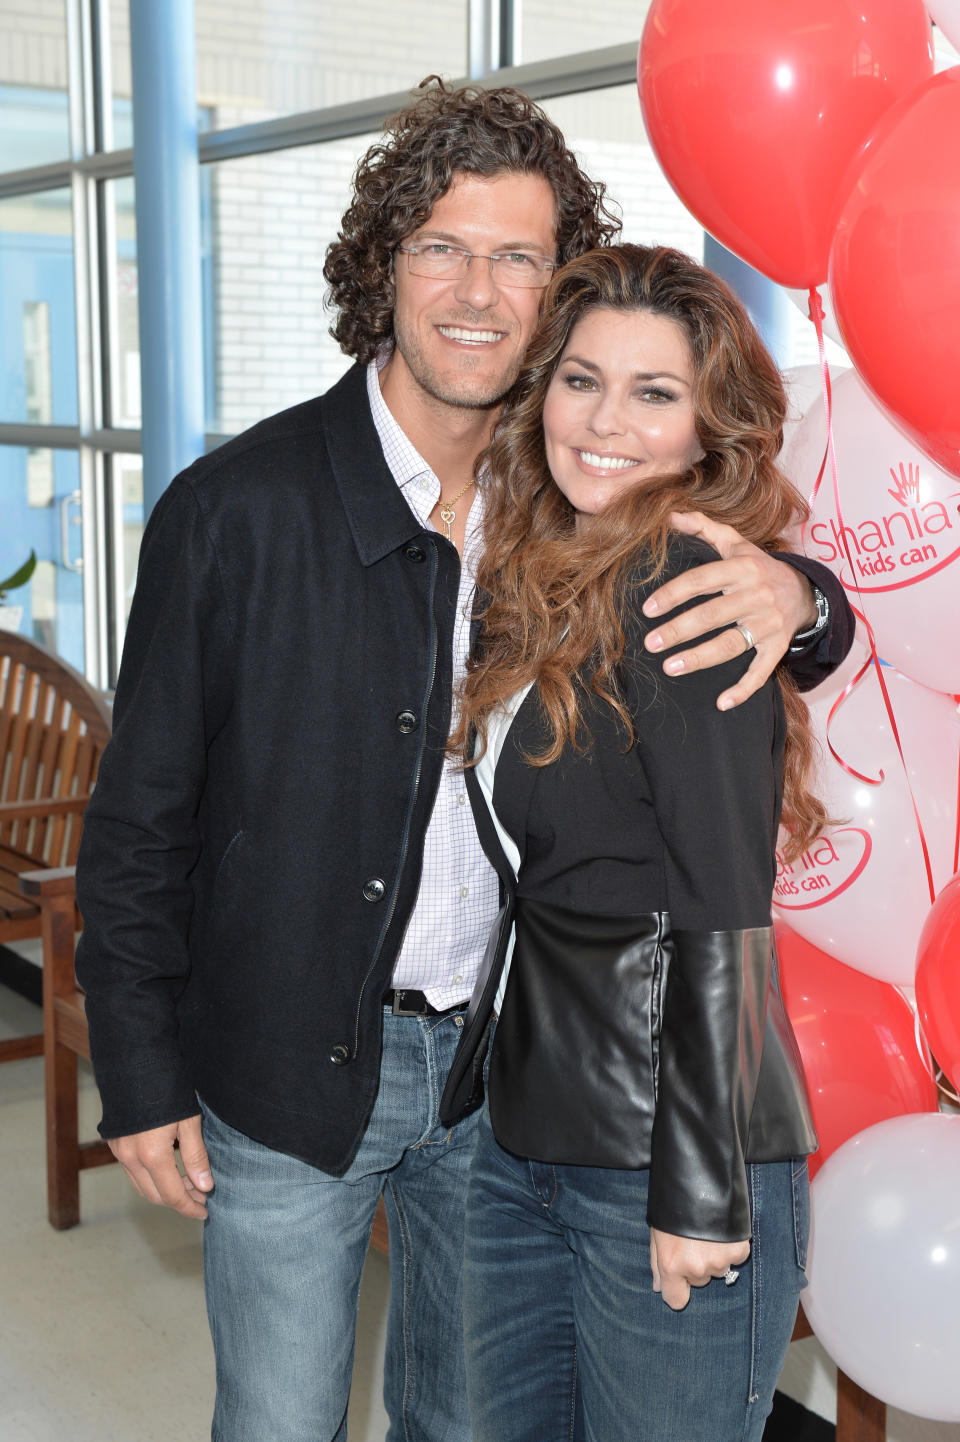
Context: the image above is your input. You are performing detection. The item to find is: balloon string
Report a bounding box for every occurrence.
[824,653,882,784]
[908,1001,960,1106]
[806,286,936,906]
[908,998,938,1083]
[806,287,841,517]
[954,695,960,876]
[807,286,878,786]
[852,609,938,905]
[800,289,833,549]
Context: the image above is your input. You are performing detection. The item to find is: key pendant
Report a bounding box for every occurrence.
[439,504,455,539]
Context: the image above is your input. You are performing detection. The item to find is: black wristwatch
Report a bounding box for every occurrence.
[789,584,830,652]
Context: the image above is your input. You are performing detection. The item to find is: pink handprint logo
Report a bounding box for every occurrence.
[888,461,921,507]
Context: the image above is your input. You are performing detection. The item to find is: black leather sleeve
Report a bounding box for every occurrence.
[776,553,855,691]
[647,927,770,1241]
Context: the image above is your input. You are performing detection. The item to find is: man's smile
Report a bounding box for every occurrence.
[436,324,508,345]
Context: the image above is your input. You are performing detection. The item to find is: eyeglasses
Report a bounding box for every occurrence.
[397,239,556,289]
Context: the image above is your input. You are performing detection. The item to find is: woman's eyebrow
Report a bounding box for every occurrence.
[559,354,690,385]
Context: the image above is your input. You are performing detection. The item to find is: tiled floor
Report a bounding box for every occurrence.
[3,974,959,1442]
[0,982,389,1442]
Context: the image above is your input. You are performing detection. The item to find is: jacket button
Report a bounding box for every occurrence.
[396,710,418,734]
[329,1044,351,1066]
[363,878,385,902]
[404,544,426,562]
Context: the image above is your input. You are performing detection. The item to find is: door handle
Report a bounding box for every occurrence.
[60,490,83,573]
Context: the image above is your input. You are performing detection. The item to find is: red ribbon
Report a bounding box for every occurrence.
[800,289,834,527]
[954,694,960,876]
[806,287,936,906]
[823,651,879,784]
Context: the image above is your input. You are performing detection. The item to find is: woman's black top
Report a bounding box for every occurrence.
[492,592,782,934]
[440,536,817,1242]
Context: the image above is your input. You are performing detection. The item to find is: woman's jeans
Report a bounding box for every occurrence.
[199,1006,477,1442]
[463,1109,809,1442]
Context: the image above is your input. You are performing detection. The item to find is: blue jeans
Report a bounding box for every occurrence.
[200,1007,477,1442]
[463,1109,809,1442]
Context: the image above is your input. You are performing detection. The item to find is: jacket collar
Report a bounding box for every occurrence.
[319,363,426,567]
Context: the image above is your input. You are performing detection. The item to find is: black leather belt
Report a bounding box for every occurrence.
[383,988,468,1017]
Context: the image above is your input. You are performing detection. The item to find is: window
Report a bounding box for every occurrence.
[0,190,77,426]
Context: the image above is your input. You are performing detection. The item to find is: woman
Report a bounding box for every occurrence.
[438,244,823,1442]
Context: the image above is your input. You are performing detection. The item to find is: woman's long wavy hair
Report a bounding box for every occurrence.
[324,77,620,364]
[453,244,827,860]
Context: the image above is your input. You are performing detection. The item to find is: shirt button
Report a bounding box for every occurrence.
[454,974,463,985]
[456,794,467,807]
[418,477,431,491]
[396,710,418,734]
[459,885,470,898]
[363,878,386,902]
[329,1044,351,1066]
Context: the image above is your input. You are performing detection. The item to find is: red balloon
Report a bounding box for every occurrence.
[638,0,933,287]
[829,67,960,477]
[916,873,960,1094]
[776,925,938,1178]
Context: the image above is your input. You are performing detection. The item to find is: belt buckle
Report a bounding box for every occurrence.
[390,989,424,1017]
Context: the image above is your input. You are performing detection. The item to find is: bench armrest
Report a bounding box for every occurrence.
[19,867,78,899]
[0,796,91,823]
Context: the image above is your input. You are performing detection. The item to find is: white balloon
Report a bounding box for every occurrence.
[774,658,960,984]
[928,0,960,52]
[782,368,960,693]
[804,1114,960,1421]
[781,365,829,466]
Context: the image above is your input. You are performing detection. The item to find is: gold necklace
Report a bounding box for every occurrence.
[437,479,475,541]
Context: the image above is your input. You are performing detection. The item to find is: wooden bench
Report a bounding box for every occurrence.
[19,865,114,1228]
[0,632,111,1064]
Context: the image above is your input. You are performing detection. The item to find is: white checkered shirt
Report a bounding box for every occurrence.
[367,359,500,1008]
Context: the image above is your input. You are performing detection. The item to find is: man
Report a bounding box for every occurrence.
[76,79,852,1441]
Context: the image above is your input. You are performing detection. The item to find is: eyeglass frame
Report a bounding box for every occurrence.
[396,239,557,289]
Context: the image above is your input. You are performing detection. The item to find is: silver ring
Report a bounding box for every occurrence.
[723,1267,740,1286]
[733,622,756,653]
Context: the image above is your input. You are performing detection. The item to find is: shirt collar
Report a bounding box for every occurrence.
[365,352,486,565]
[366,352,437,494]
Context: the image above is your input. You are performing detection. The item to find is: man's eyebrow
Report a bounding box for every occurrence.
[559,353,690,385]
[411,227,552,252]
[409,229,464,243]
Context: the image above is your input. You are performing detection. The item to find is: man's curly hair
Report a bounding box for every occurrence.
[324,77,621,363]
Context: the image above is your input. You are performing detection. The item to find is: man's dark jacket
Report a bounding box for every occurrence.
[75,362,855,1175]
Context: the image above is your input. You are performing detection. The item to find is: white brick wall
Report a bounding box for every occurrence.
[518,0,652,63]
[206,117,370,430]
[0,0,68,89]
